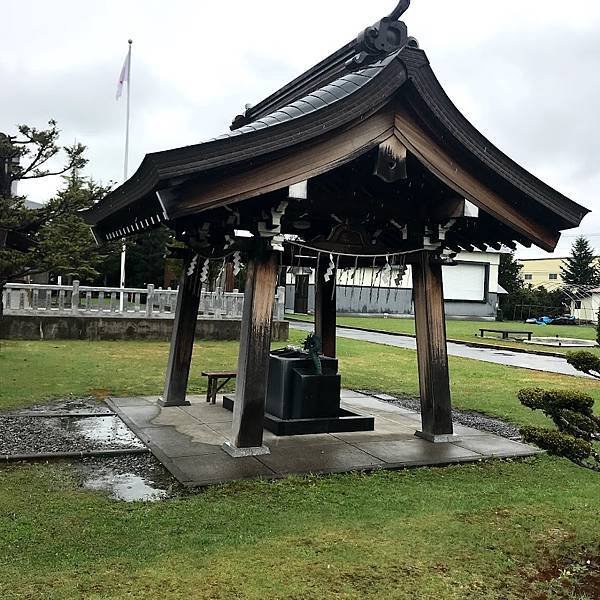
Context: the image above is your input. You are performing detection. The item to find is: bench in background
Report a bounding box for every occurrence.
[479,328,533,341]
[202,371,237,404]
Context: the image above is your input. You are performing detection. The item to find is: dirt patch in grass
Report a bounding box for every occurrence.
[524,551,600,599]
[87,388,112,400]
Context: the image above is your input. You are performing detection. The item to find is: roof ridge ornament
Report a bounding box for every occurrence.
[346,0,411,70]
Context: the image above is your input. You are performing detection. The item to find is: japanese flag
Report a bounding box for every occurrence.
[116,50,130,100]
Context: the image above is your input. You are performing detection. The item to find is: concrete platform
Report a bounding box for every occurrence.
[106,392,540,487]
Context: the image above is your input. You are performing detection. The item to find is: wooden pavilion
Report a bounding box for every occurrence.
[83,1,588,456]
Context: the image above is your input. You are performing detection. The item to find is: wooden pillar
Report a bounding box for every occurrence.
[159,261,202,407]
[224,249,278,455]
[224,262,235,293]
[315,259,337,358]
[412,251,454,441]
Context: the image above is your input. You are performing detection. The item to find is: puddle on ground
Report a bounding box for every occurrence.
[83,472,169,502]
[58,416,146,449]
[76,455,177,502]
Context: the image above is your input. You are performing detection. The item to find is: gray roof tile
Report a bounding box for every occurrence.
[213,52,399,141]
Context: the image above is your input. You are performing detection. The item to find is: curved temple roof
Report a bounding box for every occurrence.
[83,52,403,228]
[82,16,589,252]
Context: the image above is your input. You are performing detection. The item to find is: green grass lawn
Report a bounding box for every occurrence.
[1,335,599,598]
[289,313,600,355]
[1,458,598,599]
[3,332,600,427]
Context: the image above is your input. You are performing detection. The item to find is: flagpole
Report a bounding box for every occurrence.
[119,39,132,313]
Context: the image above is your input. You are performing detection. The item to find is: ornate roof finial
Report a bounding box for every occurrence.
[388,0,411,21]
[346,0,411,70]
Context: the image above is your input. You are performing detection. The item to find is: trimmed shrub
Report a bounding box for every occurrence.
[517,388,594,415]
[561,409,600,437]
[518,387,599,472]
[517,388,546,410]
[521,427,593,462]
[542,390,595,415]
[566,351,600,378]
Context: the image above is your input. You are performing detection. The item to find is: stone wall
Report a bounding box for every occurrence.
[0,315,289,342]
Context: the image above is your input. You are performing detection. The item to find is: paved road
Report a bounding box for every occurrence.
[290,322,587,378]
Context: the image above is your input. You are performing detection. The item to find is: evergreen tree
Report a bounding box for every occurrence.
[0,121,117,313]
[561,236,600,287]
[98,226,173,288]
[498,251,523,295]
[1,174,113,290]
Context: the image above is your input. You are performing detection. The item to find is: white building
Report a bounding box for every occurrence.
[285,250,505,320]
[570,290,600,322]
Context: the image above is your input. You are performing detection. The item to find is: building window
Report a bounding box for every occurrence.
[549,273,558,280]
[524,274,533,280]
[575,300,582,309]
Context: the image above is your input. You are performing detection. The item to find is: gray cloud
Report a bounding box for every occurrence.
[2,0,599,257]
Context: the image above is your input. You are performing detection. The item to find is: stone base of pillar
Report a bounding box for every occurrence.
[222,441,271,458]
[415,431,462,444]
[157,396,191,408]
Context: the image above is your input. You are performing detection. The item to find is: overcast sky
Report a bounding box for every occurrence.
[3,0,599,258]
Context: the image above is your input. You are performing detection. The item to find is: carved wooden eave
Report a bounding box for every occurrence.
[82,16,589,254]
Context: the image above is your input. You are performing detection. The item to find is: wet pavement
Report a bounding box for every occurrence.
[108,393,540,488]
[1,392,539,499]
[290,322,588,378]
[362,391,521,440]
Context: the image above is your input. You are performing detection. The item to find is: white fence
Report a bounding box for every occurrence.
[2,282,286,321]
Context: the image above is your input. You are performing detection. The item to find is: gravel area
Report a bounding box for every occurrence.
[2,395,182,501]
[358,390,521,440]
[0,399,144,456]
[11,397,113,416]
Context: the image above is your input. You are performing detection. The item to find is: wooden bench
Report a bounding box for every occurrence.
[479,328,533,341]
[202,371,237,404]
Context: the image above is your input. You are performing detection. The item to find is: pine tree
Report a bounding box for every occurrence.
[498,251,523,295]
[1,174,112,289]
[99,227,172,288]
[0,121,116,315]
[561,236,599,287]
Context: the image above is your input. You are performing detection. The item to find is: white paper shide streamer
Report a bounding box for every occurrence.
[187,254,199,276]
[200,258,210,283]
[324,253,335,282]
[232,251,242,276]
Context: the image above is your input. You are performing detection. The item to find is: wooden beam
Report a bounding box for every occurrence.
[159,260,202,407]
[429,197,475,222]
[394,108,560,251]
[412,251,454,441]
[172,109,396,219]
[227,249,279,453]
[315,259,337,358]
